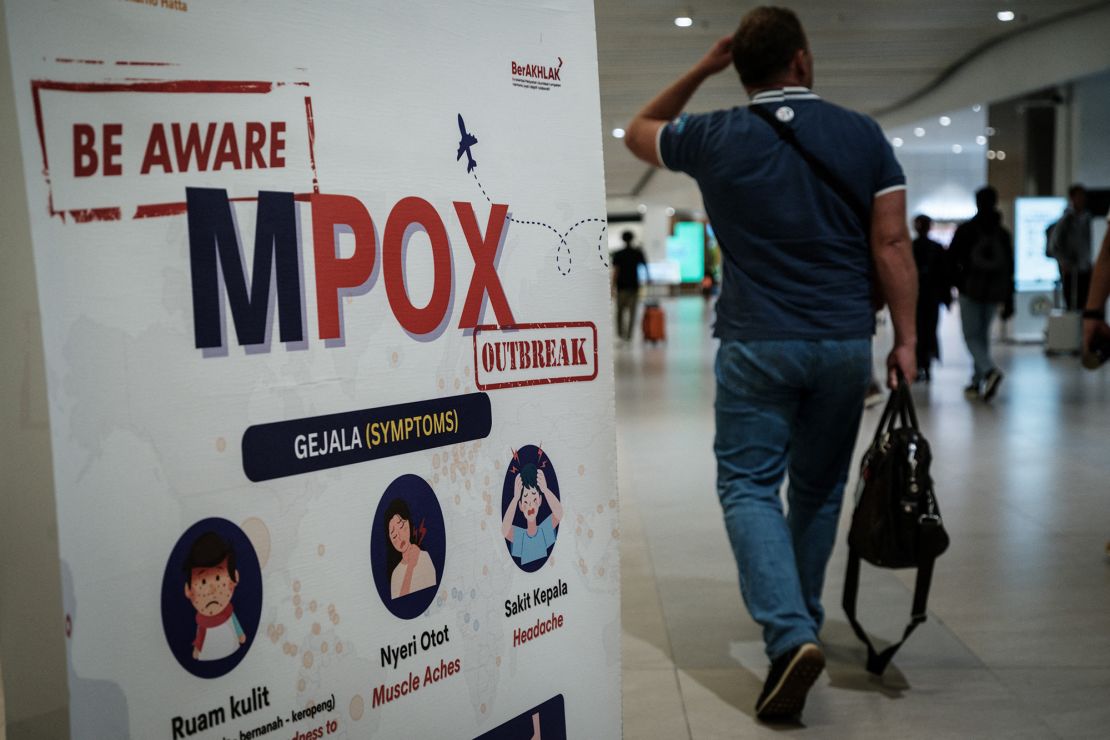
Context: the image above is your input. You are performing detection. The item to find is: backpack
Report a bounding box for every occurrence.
[969,228,1006,272]
[961,226,1010,302]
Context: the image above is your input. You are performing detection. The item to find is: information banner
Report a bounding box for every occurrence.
[4,2,619,738]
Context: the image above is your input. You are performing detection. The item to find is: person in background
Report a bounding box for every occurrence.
[912,214,951,381]
[624,6,917,722]
[612,230,648,341]
[1048,184,1093,311]
[949,186,1013,401]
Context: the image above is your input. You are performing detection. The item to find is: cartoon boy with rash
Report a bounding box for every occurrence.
[183,532,246,661]
[501,461,563,567]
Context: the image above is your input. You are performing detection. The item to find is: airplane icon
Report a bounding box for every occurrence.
[456,114,478,173]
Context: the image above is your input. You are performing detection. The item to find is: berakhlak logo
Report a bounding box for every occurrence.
[511,56,564,92]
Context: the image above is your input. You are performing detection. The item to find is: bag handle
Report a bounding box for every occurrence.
[894,369,920,430]
[868,370,919,450]
[842,548,936,676]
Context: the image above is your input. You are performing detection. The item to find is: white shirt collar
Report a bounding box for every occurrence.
[749,86,821,104]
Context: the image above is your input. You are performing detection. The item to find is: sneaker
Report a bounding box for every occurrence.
[755,642,826,722]
[963,383,981,401]
[982,368,1004,401]
[864,382,884,408]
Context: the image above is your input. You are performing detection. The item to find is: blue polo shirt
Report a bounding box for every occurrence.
[658,87,905,340]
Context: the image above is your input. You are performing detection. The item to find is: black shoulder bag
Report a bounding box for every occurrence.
[842,373,950,675]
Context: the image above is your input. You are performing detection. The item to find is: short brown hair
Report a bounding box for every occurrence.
[731,7,808,87]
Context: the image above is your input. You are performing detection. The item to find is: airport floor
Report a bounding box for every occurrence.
[616,296,1110,740]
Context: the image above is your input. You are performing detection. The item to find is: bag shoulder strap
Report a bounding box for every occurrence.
[748,103,870,233]
[842,548,936,676]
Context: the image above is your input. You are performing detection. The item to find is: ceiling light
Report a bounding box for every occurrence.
[637,203,648,214]
[914,127,926,137]
[952,144,963,154]
[986,126,996,136]
[892,137,904,147]
[612,128,625,139]
[665,207,676,216]
[996,150,1006,160]
[674,16,693,27]
[976,135,987,146]
[973,104,982,112]
[939,116,952,126]
[987,150,996,160]
[997,10,1015,22]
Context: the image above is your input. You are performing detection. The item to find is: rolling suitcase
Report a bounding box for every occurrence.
[642,303,665,343]
[1045,274,1081,355]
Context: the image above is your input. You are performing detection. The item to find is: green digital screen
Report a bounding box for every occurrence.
[665,221,705,283]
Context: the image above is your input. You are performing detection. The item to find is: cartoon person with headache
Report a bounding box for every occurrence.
[182,532,247,661]
[385,498,438,599]
[501,457,564,567]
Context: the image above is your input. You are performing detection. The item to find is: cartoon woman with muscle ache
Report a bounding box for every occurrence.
[384,498,437,599]
[501,452,564,567]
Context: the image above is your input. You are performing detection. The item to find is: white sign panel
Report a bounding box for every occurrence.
[1014,196,1067,290]
[4,2,618,738]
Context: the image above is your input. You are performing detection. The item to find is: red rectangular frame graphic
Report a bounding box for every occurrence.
[472,321,599,391]
[29,78,319,222]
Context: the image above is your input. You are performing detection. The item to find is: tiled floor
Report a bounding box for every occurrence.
[617,297,1110,739]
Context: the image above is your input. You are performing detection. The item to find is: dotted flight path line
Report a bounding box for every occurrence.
[471,171,608,275]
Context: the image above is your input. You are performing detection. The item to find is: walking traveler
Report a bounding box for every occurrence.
[912,214,951,381]
[624,5,918,721]
[949,186,1013,401]
[612,230,648,341]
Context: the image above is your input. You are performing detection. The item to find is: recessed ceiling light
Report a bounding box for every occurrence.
[939,116,952,126]
[952,144,963,154]
[612,128,626,139]
[892,137,904,147]
[674,16,693,27]
[637,203,648,214]
[665,207,676,217]
[986,126,996,136]
[997,10,1016,22]
[987,150,996,160]
[996,150,1007,160]
[914,127,926,137]
[976,135,987,146]
[972,104,982,112]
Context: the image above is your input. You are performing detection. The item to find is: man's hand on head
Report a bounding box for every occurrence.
[696,36,734,77]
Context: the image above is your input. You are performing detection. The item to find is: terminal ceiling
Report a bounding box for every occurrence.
[596,0,1106,198]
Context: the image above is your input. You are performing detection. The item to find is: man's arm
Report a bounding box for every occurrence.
[1083,222,1110,353]
[871,189,918,387]
[625,36,733,167]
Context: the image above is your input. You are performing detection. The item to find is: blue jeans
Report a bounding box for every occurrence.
[958,295,997,384]
[714,338,871,660]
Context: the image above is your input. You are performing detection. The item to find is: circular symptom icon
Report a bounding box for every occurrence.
[161,518,262,679]
[501,445,563,572]
[371,474,446,619]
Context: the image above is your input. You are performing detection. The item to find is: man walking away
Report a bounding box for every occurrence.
[913,214,952,381]
[949,186,1013,401]
[612,230,648,341]
[625,5,917,722]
